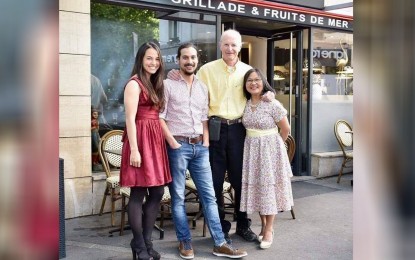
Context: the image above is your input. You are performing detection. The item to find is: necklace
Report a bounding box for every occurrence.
[250,100,260,108]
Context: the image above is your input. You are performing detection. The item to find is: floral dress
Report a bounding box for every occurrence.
[239,99,294,215]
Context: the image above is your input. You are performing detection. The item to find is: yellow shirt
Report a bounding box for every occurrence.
[197,59,252,120]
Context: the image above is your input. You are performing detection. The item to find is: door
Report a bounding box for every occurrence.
[267,30,309,175]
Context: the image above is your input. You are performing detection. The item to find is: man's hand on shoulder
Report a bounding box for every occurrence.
[261,91,276,102]
[167,69,181,81]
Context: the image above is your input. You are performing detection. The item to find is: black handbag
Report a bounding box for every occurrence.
[208,117,221,141]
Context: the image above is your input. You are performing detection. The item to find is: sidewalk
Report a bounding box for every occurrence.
[63,174,353,260]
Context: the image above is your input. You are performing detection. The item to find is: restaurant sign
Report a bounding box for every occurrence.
[133,0,353,31]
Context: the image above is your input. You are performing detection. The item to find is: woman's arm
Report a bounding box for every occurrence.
[124,80,141,167]
[277,116,290,142]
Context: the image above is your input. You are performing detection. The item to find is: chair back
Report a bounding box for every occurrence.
[334,120,353,156]
[284,134,296,163]
[98,130,124,178]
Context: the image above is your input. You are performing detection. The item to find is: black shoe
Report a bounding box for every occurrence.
[145,240,160,260]
[131,240,153,260]
[224,232,233,245]
[236,227,258,242]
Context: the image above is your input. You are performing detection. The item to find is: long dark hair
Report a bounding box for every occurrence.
[131,42,165,110]
[242,68,275,99]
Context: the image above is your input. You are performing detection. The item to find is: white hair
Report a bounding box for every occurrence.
[220,29,242,47]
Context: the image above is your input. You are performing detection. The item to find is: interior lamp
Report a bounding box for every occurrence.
[273,70,285,81]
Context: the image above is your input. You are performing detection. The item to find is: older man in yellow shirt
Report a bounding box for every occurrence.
[196,29,259,243]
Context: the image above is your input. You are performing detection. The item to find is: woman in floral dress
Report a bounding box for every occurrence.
[239,68,294,249]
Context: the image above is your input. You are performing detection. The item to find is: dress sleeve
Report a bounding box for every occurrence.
[270,100,287,123]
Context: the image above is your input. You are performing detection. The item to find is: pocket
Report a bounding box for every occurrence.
[168,141,182,150]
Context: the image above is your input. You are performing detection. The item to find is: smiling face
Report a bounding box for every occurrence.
[245,71,264,97]
[142,47,160,77]
[220,33,241,65]
[178,46,198,76]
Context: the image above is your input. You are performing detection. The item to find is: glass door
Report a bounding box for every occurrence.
[267,30,308,175]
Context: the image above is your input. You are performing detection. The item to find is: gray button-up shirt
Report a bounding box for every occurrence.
[160,76,208,137]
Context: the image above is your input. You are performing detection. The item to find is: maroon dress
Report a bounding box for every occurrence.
[120,76,171,187]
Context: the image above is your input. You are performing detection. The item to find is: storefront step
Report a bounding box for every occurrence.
[311,151,353,178]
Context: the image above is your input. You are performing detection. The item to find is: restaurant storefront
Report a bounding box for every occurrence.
[59,0,353,218]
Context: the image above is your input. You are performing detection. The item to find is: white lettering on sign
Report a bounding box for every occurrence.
[170,0,351,29]
[310,16,324,25]
[313,49,346,59]
[328,18,349,28]
[162,54,178,64]
[171,0,245,13]
[299,14,306,22]
[263,9,300,21]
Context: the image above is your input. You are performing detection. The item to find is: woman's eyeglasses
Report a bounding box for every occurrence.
[246,78,262,85]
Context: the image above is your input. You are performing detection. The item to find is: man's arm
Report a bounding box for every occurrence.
[166,69,181,81]
[160,119,181,149]
[159,80,181,149]
[202,120,209,147]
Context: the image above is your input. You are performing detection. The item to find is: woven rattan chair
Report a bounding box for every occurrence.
[334,120,353,183]
[284,134,296,219]
[98,130,123,226]
[119,186,171,239]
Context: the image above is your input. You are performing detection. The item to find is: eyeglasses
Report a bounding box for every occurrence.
[246,78,262,85]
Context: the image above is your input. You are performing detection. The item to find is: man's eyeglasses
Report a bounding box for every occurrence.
[246,78,262,85]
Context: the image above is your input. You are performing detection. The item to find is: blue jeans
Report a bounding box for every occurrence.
[167,141,226,247]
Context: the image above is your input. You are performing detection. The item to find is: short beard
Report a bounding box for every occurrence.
[181,69,195,76]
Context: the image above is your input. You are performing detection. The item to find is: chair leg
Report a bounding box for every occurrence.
[111,187,116,227]
[120,195,126,236]
[290,206,296,219]
[202,218,206,237]
[337,159,346,183]
[99,186,109,216]
[192,210,203,229]
[153,224,164,240]
[159,205,165,229]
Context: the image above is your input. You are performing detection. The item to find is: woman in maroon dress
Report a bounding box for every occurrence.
[121,42,171,260]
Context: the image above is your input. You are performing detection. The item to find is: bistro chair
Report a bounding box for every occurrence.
[284,134,296,219]
[334,120,353,183]
[119,186,171,239]
[98,130,123,226]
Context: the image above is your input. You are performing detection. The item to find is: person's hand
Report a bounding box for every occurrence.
[261,91,275,102]
[169,140,182,150]
[130,149,141,167]
[167,69,181,81]
[202,141,210,148]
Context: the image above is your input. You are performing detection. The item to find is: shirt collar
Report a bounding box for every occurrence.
[220,58,241,73]
[178,73,198,85]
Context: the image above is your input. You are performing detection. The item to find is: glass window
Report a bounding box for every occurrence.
[311,29,353,97]
[91,3,217,133]
[310,28,353,153]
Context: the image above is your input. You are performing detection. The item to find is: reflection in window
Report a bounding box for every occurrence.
[91,3,217,136]
[311,29,353,97]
